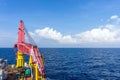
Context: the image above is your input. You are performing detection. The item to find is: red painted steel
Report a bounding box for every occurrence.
[15,20,45,77]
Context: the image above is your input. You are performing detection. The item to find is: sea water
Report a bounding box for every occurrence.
[0,48,120,80]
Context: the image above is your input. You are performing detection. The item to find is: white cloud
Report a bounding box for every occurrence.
[110,15,119,20]
[30,27,76,44]
[29,15,120,46]
[110,15,120,24]
[75,27,119,43]
[105,24,115,30]
[35,27,62,41]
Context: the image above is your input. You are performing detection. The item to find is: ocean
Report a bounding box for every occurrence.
[0,48,120,80]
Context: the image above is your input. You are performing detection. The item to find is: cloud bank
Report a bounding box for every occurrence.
[29,15,120,47]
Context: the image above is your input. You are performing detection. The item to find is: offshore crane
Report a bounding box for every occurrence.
[14,20,45,80]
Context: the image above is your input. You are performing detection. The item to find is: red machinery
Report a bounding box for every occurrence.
[14,20,45,80]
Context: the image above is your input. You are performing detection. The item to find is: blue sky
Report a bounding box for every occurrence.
[1,0,120,47]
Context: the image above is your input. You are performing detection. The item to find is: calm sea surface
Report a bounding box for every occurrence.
[0,48,120,80]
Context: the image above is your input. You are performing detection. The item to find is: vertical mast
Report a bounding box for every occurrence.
[18,20,25,43]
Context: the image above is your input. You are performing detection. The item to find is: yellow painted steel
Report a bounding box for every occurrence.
[28,55,32,66]
[16,51,24,68]
[35,64,38,80]
[15,51,24,80]
[34,64,45,80]
[19,78,24,80]
[16,53,45,80]
[28,55,45,80]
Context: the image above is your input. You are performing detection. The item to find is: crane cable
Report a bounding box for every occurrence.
[24,26,36,46]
